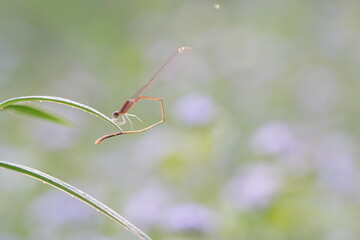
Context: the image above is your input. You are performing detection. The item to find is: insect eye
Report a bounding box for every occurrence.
[112,112,119,118]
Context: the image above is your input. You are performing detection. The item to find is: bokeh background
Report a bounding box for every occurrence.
[1,0,360,239]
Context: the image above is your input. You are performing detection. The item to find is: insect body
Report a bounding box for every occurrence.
[95,46,191,145]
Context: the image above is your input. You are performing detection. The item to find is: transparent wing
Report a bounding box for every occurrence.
[131,46,191,99]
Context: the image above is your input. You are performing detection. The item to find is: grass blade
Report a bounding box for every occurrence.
[0,95,122,131]
[0,160,152,240]
[3,104,73,126]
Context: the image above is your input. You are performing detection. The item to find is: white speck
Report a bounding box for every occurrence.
[214,3,221,9]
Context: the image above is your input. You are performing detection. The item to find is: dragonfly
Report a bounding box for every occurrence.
[95,46,191,145]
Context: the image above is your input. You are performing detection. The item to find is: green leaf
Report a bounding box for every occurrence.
[0,160,152,240]
[0,96,123,137]
[4,104,73,126]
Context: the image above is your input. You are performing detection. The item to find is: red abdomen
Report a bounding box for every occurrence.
[118,99,136,114]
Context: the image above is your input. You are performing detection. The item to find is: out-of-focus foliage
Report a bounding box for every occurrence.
[1,0,360,239]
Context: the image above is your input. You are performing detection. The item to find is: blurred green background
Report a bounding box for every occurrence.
[1,0,360,239]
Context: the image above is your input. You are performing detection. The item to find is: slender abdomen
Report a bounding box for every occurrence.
[118,99,136,114]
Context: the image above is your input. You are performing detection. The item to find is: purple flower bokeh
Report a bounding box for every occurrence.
[314,134,359,196]
[223,164,281,211]
[124,185,216,234]
[173,93,217,126]
[28,191,94,230]
[163,203,215,233]
[251,122,300,156]
[124,185,172,231]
